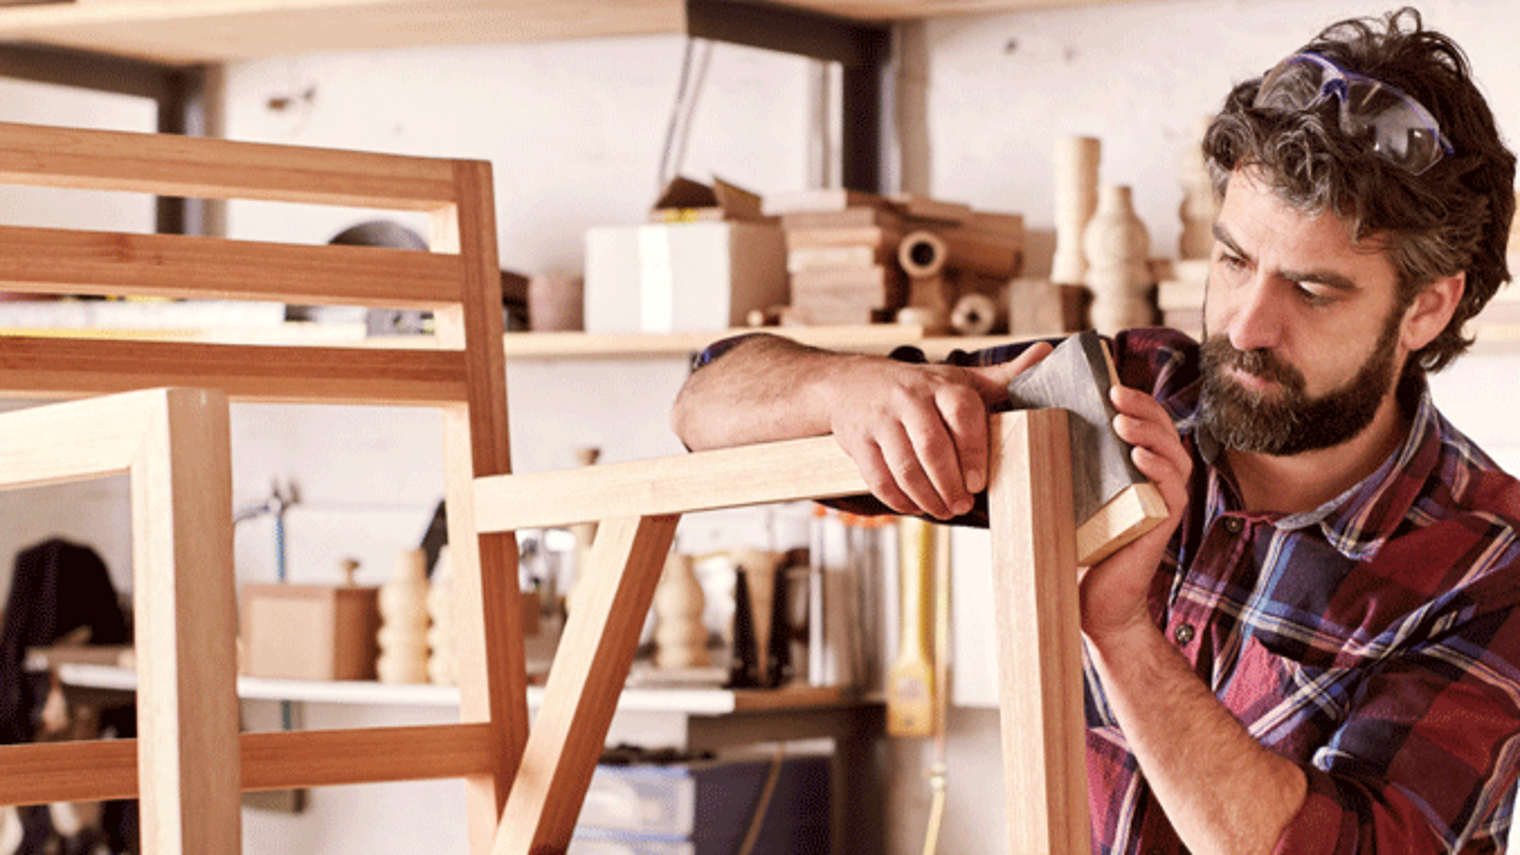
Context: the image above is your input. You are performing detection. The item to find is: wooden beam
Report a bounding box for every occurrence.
[473,431,869,532]
[131,387,240,854]
[0,121,458,209]
[492,514,680,855]
[475,408,1162,563]
[431,159,531,855]
[0,724,497,806]
[986,408,1090,854]
[0,337,470,405]
[0,226,464,308]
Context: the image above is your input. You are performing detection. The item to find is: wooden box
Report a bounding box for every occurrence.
[242,584,381,681]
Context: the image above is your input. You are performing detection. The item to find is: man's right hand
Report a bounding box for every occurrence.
[824,341,1053,518]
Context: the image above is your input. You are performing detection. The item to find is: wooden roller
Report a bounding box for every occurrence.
[897,230,952,332]
[898,230,948,279]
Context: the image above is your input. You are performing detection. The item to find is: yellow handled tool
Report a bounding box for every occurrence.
[888,516,937,737]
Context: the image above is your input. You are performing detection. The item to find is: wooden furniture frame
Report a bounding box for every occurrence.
[0,120,521,854]
[473,408,1103,854]
[0,388,235,852]
[0,120,1147,854]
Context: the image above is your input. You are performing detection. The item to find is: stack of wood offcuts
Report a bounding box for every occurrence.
[759,189,1028,334]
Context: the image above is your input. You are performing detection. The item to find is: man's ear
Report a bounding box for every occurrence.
[1401,272,1465,352]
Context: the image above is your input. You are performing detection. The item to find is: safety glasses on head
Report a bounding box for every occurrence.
[1254,51,1454,175]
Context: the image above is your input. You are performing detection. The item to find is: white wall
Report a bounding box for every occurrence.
[5,0,1520,852]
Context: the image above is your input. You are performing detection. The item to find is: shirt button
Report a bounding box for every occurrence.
[1222,516,1244,534]
[1174,623,1196,645]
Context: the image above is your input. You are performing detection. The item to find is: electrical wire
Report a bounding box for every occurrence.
[657,37,714,191]
[657,38,696,191]
[737,745,787,855]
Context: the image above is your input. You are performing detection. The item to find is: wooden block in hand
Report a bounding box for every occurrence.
[1005,330,1168,565]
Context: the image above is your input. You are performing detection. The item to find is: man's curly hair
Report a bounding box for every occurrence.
[1202,7,1515,373]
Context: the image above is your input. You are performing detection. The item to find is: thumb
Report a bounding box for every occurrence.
[968,340,1054,405]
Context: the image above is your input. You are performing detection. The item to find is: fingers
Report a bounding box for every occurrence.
[936,383,989,497]
[835,384,984,520]
[971,340,1055,403]
[832,341,1060,520]
[1109,385,1192,516]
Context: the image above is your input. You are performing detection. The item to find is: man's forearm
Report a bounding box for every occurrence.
[670,333,861,450]
[1087,622,1307,854]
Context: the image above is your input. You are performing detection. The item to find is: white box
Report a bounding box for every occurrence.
[584,222,787,333]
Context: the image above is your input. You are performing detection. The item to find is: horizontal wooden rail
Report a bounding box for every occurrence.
[0,724,496,806]
[0,338,470,405]
[475,409,1165,567]
[471,423,884,532]
[0,390,166,488]
[0,122,462,209]
[0,227,463,308]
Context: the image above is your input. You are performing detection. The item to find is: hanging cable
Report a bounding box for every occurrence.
[657,38,715,191]
[657,38,697,191]
[669,39,713,185]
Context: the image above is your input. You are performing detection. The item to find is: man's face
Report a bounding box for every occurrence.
[1200,168,1410,456]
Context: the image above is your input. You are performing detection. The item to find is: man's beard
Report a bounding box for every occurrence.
[1199,313,1401,456]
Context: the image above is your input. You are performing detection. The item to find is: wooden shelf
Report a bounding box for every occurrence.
[54,661,856,714]
[0,0,1145,67]
[499,323,1015,361]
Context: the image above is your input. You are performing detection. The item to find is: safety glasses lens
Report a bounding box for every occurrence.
[1253,52,1450,174]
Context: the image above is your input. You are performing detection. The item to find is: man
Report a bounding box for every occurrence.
[670,8,1520,854]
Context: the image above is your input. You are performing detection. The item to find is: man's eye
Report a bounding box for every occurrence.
[1295,283,1335,305]
[1218,253,1246,271]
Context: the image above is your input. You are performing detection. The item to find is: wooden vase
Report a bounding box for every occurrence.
[1083,184,1152,335]
[653,552,710,669]
[377,548,431,684]
[1051,136,1101,286]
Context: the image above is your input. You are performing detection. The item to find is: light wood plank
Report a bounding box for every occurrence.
[986,409,1091,855]
[0,226,463,307]
[1078,481,1167,566]
[0,0,689,66]
[0,337,469,404]
[0,121,457,208]
[0,724,496,805]
[0,1,1150,69]
[0,391,150,488]
[0,388,241,853]
[130,387,240,854]
[473,433,869,532]
[493,513,681,855]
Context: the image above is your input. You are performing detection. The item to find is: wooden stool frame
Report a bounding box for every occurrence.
[473,408,1093,854]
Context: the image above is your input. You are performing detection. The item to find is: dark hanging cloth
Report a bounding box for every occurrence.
[0,538,137,853]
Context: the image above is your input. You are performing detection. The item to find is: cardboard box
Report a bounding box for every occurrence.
[585,176,787,333]
[584,220,787,333]
[242,584,380,681]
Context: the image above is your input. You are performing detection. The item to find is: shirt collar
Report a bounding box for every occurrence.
[1188,374,1441,561]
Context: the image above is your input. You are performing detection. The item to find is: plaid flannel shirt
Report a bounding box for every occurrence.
[928,327,1520,853]
[691,327,1520,850]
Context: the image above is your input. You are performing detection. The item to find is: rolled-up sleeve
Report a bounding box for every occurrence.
[1272,594,1520,853]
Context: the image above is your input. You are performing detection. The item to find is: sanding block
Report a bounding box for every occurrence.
[1005,330,1168,565]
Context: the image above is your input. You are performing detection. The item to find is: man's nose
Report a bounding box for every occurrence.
[1224,276,1283,354]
